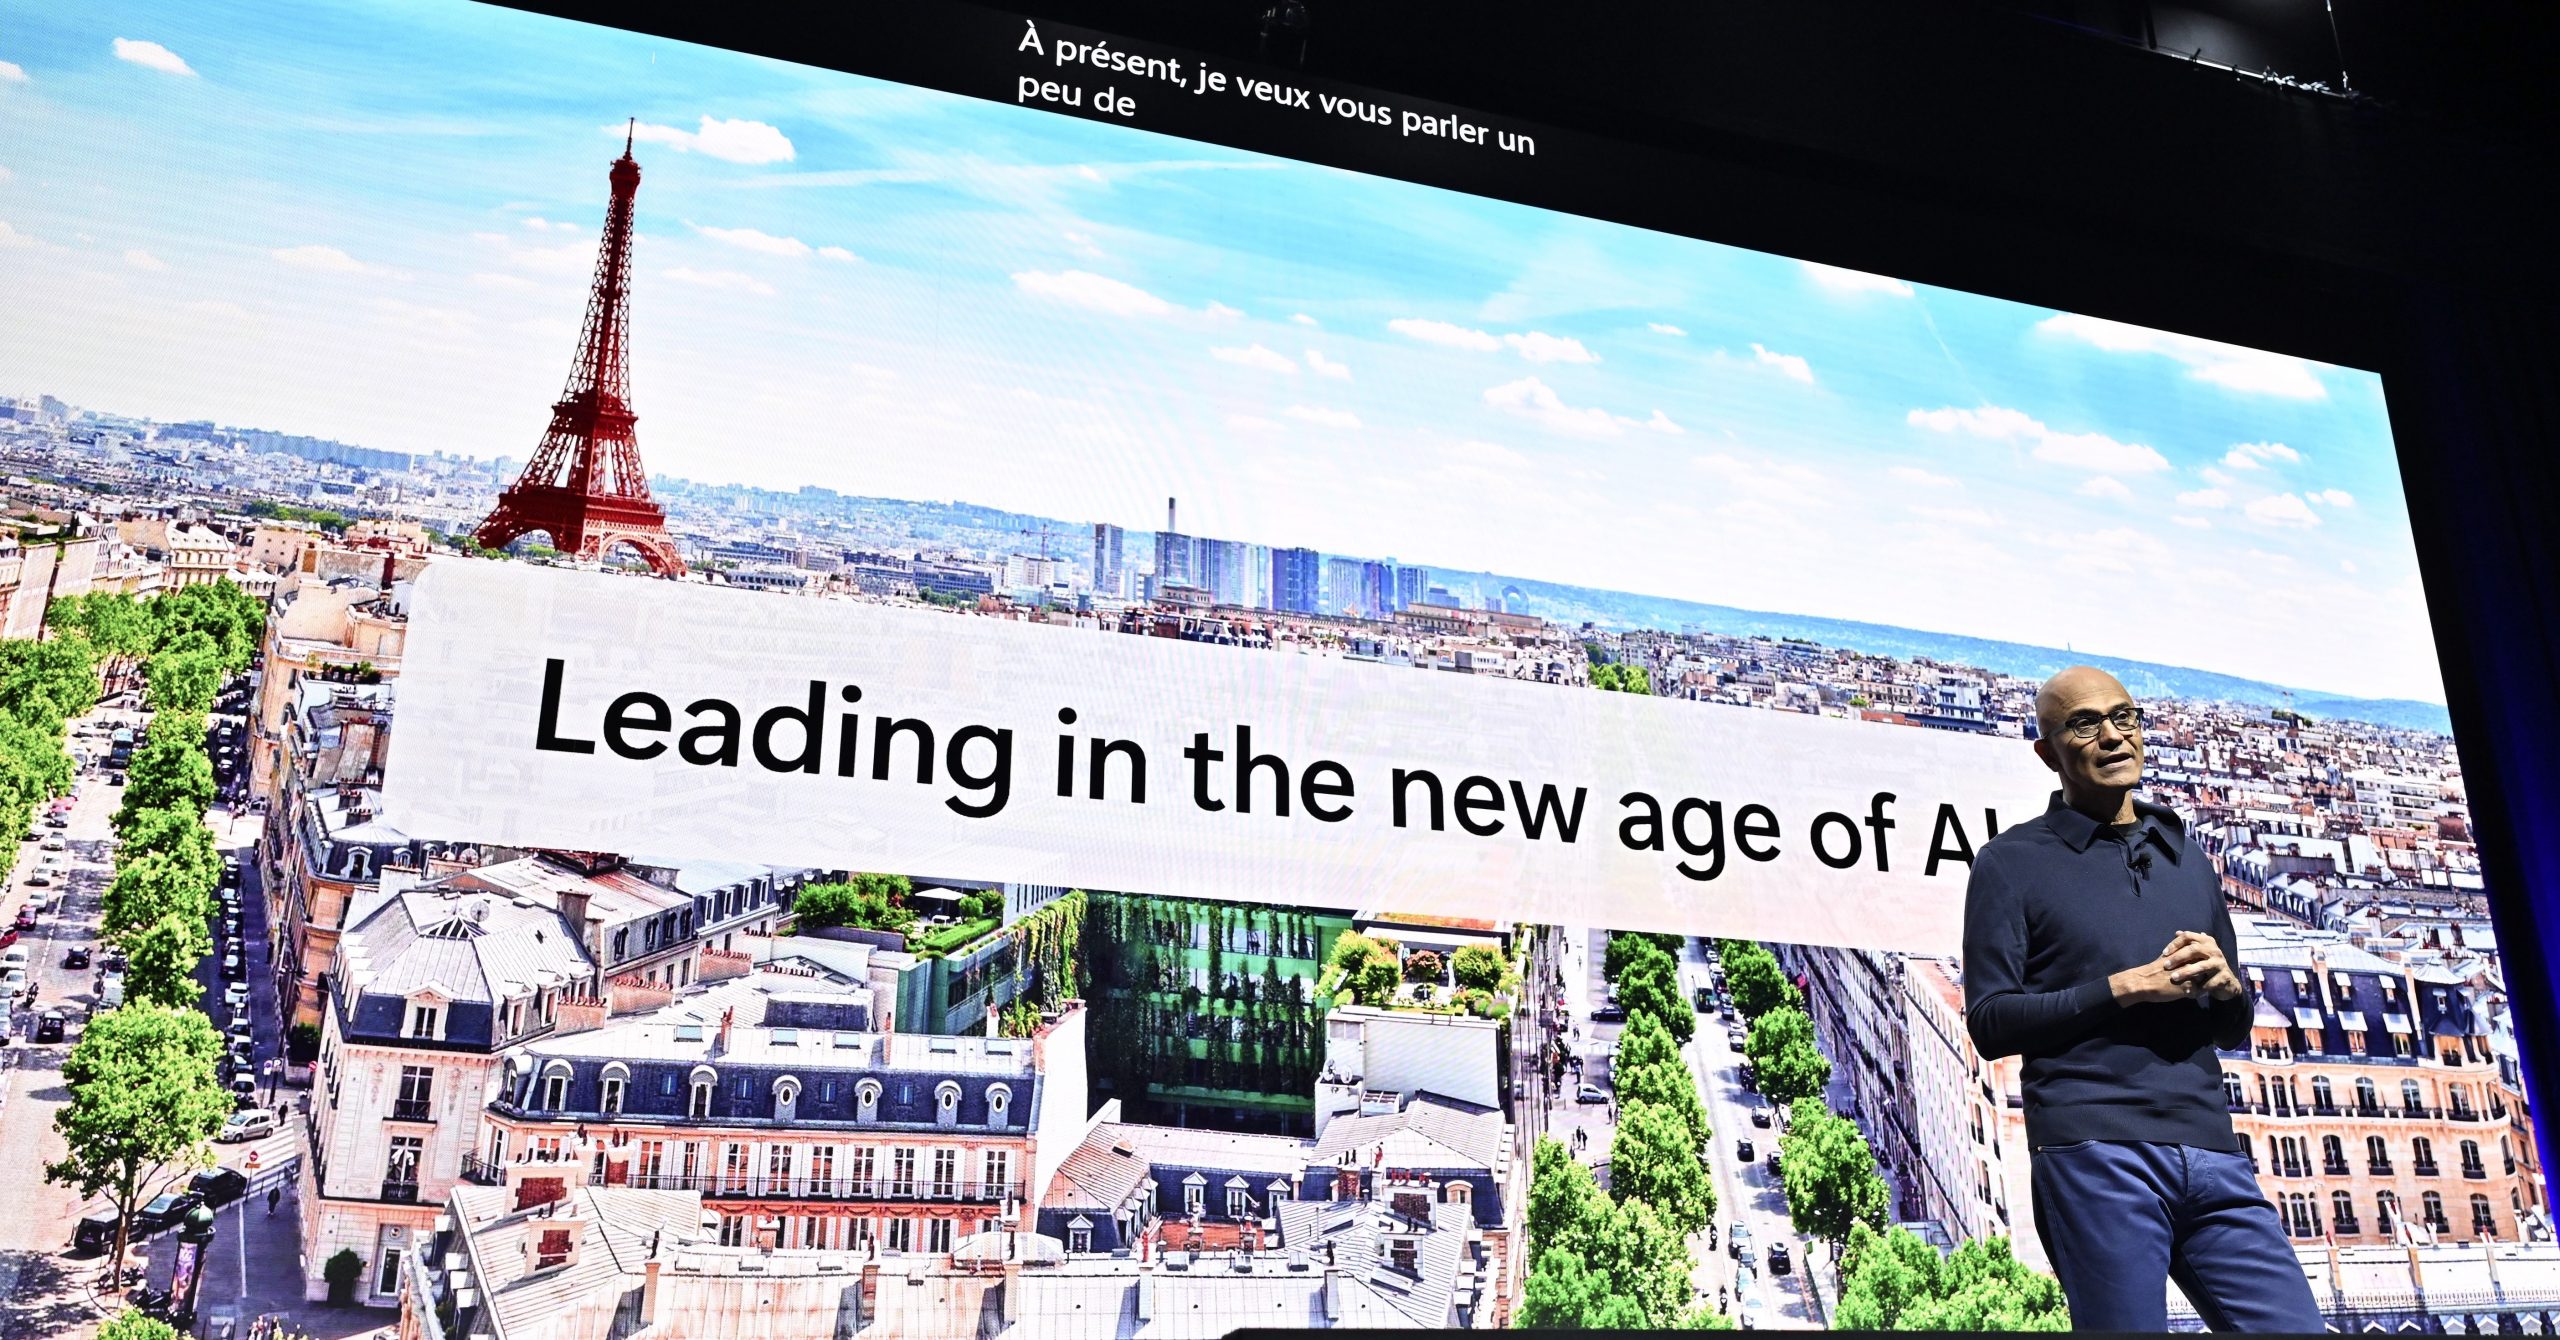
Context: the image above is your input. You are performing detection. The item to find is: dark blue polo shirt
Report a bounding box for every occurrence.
[1961,790,2252,1151]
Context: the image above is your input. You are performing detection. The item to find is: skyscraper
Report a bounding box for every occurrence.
[1092,523,1126,597]
[1271,547,1321,614]
[1394,564,1428,612]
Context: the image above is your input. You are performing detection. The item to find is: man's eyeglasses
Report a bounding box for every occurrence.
[2059,706,2144,742]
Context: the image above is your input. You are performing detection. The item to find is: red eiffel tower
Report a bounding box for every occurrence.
[476,124,686,576]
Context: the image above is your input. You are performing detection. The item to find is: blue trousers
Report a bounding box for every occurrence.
[2030,1140,2326,1333]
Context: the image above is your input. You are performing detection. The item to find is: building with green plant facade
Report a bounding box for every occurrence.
[1081,893,1355,1134]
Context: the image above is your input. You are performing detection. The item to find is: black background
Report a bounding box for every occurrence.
[486,0,2560,1213]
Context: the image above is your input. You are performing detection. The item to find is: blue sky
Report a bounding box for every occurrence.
[0,0,2442,702]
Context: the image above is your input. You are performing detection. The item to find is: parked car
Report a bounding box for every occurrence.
[1590,1005,1628,1023]
[37,837,64,852]
[1576,1081,1610,1104]
[189,1166,250,1209]
[1750,1105,1773,1128]
[131,1190,205,1238]
[229,1075,258,1109]
[224,982,249,1010]
[34,1009,67,1043]
[108,772,126,786]
[63,945,90,970]
[72,1210,121,1254]
[1693,985,1716,1010]
[42,815,68,829]
[1737,1138,1756,1163]
[218,1110,280,1143]
[23,872,50,888]
[1,944,25,972]
[1768,1242,1793,1276]
[15,908,35,931]
[1,968,27,1000]
[222,952,244,979]
[1730,1221,1756,1264]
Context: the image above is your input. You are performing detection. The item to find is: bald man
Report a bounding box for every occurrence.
[1962,667,2322,1332]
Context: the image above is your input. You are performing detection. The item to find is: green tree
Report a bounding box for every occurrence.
[114,805,221,889]
[123,912,214,1008]
[1744,1006,1833,1107]
[1526,1136,1607,1255]
[1777,1097,1889,1243]
[145,647,223,715]
[102,850,217,942]
[1603,930,1686,982]
[323,1249,366,1305]
[98,1310,183,1340]
[1617,948,1694,1044]
[792,876,920,934]
[120,732,215,822]
[1723,942,1797,1020]
[150,579,268,671]
[1615,1010,1714,1162]
[44,1005,231,1279]
[0,635,101,728]
[1834,1222,2069,1331]
[1609,1097,1716,1236]
[1450,944,1505,993]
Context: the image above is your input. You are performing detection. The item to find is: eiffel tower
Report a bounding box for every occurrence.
[475,124,685,576]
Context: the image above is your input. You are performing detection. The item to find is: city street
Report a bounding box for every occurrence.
[0,697,323,1338]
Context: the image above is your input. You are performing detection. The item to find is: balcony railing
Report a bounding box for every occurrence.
[2368,1161,2394,1176]
[2324,1160,2352,1177]
[2449,1107,2483,1123]
[2332,1217,2362,1236]
[391,1098,434,1122]
[381,1179,422,1204]
[2412,1161,2441,1178]
[460,1155,505,1186]
[621,1173,1025,1204]
[2463,1165,2490,1181]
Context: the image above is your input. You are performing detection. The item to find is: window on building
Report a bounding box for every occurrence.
[2423,1191,2449,1232]
[2414,1136,2438,1171]
[2333,1191,2357,1232]
[987,1085,1010,1126]
[768,1143,796,1194]
[850,1147,877,1196]
[1185,1182,1205,1216]
[2367,1135,2393,1174]
[925,1218,954,1253]
[930,1148,957,1198]
[1227,1187,1251,1218]
[396,1065,434,1120]
[718,1215,747,1247]
[885,1218,914,1253]
[690,1074,715,1118]
[2322,1135,2346,1173]
[2377,1192,2399,1235]
[2473,1195,2497,1236]
[982,1150,1011,1198]
[406,1004,440,1039]
[848,1217,875,1249]
[386,1135,423,1188]
[541,1066,570,1111]
[891,1148,918,1198]
[723,1142,752,1194]
[775,1078,800,1121]
[1067,1223,1093,1254]
[2403,1079,2426,1113]
[2462,1140,2486,1177]
[600,1068,626,1114]
[2311,1076,2334,1111]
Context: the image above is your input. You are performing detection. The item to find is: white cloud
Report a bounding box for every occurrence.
[0,220,35,249]
[627,116,795,165]
[2171,515,2213,529]
[1284,404,1361,431]
[1388,317,1501,352]
[1750,343,1814,384]
[2038,312,2326,399]
[2175,487,2230,509]
[1010,269,1174,318]
[1911,504,1997,528]
[2221,441,2302,470]
[519,217,583,233]
[0,60,26,83]
[2078,476,2132,501]
[1224,413,1279,433]
[1211,343,1297,375]
[112,39,195,76]
[1905,404,2170,474]
[2244,492,2321,528]
[2200,466,2236,487]
[1503,331,1598,364]
[1061,230,1102,258]
[474,230,597,277]
[1203,301,1244,320]
[690,223,810,257]
[1888,466,1959,489]
[1801,260,1913,297]
[817,245,857,263]
[270,244,367,273]
[1077,164,1106,184]
[1290,312,1319,327]
[2339,558,2359,574]
[1485,376,1634,438]
[661,266,774,296]
[123,248,166,271]
[1647,322,1686,336]
[1305,349,1351,381]
[1646,409,1684,435]
[2311,488,2355,508]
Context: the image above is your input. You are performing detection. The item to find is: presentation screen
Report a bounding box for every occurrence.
[0,0,2535,1332]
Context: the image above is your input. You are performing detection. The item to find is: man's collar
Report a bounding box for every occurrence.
[2043,789,2186,861]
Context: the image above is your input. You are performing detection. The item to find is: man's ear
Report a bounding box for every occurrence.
[2031,738,2059,774]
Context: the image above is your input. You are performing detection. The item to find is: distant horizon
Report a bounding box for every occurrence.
[0,0,2444,706]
